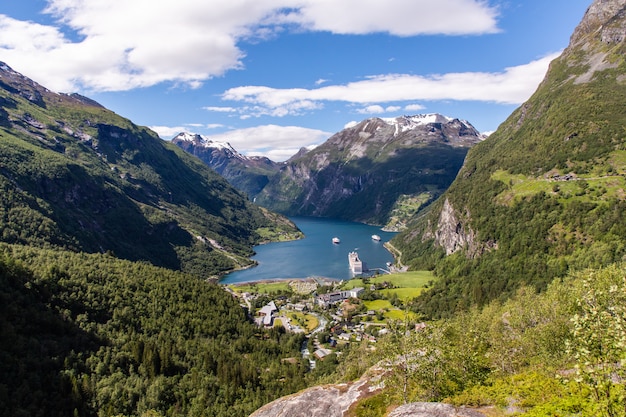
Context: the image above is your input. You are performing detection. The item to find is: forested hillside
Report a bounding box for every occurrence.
[0,62,299,277]
[0,244,310,417]
[392,0,626,318]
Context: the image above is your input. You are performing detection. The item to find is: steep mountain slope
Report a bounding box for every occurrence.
[392,0,626,317]
[0,62,299,277]
[172,132,281,198]
[254,114,483,227]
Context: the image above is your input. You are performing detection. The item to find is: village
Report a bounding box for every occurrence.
[226,270,431,370]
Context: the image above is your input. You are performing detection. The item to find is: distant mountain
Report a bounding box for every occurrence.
[254,114,484,228]
[0,62,300,277]
[171,132,281,197]
[392,0,626,317]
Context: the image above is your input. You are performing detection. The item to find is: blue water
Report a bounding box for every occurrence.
[221,217,397,284]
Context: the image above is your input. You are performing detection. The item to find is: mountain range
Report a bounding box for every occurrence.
[174,114,485,229]
[0,62,299,277]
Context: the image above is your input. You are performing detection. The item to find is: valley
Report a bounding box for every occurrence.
[0,0,625,416]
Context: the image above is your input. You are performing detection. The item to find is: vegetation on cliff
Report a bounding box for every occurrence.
[330,263,626,416]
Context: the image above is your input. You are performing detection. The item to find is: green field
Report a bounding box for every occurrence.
[491,168,626,206]
[342,270,434,290]
[364,299,393,311]
[384,309,416,321]
[379,287,424,301]
[287,312,319,332]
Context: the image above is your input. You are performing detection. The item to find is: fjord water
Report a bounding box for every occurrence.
[221,217,397,284]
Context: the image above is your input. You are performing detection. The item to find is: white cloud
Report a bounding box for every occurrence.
[289,0,499,36]
[150,125,190,139]
[204,100,323,119]
[222,54,560,109]
[203,106,238,113]
[405,104,426,112]
[0,0,499,92]
[357,105,385,114]
[356,105,402,114]
[203,125,331,161]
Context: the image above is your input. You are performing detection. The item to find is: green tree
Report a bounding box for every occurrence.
[566,266,626,417]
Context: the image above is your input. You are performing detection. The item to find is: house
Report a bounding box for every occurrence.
[314,347,333,360]
[258,301,277,327]
[347,287,364,298]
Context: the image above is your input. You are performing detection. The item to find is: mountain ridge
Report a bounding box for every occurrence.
[253,113,484,227]
[0,61,299,277]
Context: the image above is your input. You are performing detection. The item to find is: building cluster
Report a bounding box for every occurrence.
[316,287,364,309]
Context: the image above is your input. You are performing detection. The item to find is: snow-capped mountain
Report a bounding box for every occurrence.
[253,113,484,227]
[172,132,245,160]
[171,132,281,198]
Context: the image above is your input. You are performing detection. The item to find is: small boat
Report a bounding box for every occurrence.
[332,237,340,244]
[371,234,381,241]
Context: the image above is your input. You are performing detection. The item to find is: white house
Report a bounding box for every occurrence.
[258,301,277,327]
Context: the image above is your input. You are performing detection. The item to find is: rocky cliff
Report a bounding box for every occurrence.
[249,366,487,417]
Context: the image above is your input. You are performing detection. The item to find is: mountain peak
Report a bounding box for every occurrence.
[381,113,453,127]
[172,132,243,158]
[570,0,626,46]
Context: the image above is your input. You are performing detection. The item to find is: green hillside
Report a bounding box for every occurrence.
[392,2,626,317]
[0,63,299,277]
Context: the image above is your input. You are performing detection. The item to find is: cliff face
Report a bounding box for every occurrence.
[254,114,483,227]
[250,373,383,417]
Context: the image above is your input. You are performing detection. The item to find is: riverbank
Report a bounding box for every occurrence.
[225,276,341,287]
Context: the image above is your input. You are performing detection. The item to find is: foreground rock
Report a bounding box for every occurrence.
[249,367,487,417]
[249,370,384,417]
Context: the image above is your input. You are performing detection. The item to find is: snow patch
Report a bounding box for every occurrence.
[173,132,247,160]
[381,114,472,136]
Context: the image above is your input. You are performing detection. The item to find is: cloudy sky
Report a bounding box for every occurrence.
[1,0,591,161]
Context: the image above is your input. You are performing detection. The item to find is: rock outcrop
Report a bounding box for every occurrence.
[249,370,384,417]
[248,367,488,417]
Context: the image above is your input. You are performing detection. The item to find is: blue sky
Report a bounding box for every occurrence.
[0,0,591,161]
